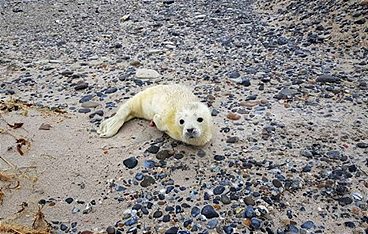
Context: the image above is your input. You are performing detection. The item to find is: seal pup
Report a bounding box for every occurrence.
[98,84,213,146]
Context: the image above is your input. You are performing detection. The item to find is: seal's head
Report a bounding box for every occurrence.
[175,102,213,146]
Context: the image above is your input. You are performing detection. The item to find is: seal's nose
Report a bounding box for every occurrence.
[186,128,194,133]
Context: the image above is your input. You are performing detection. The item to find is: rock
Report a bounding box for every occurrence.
[339,197,353,206]
[74,82,89,90]
[153,210,163,218]
[272,179,283,188]
[227,112,241,120]
[106,226,115,234]
[191,206,200,217]
[301,221,316,229]
[156,150,173,160]
[146,145,160,154]
[81,101,100,108]
[220,194,231,204]
[226,136,239,143]
[163,0,175,4]
[354,18,366,24]
[243,197,255,206]
[140,176,155,187]
[78,108,91,113]
[65,197,74,204]
[207,219,218,229]
[356,142,368,148]
[197,149,206,157]
[39,123,52,130]
[316,75,340,83]
[228,70,240,78]
[105,87,118,94]
[79,95,94,103]
[201,205,219,219]
[136,68,160,79]
[251,217,262,229]
[213,185,225,195]
[165,227,178,234]
[274,87,298,99]
[123,157,138,169]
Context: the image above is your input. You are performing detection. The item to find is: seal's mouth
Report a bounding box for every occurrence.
[184,128,200,139]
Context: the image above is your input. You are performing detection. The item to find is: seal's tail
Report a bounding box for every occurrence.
[97,100,134,138]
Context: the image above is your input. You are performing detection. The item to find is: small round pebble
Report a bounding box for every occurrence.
[123,157,138,169]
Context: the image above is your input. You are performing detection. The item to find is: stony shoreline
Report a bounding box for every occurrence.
[0,0,367,233]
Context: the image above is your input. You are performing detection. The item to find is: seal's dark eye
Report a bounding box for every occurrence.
[197,117,203,123]
[179,119,185,125]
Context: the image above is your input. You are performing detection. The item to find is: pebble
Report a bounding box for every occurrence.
[81,101,100,108]
[105,87,117,94]
[123,157,138,169]
[106,226,115,234]
[65,197,74,204]
[201,205,219,219]
[146,145,160,154]
[213,186,225,195]
[207,219,218,229]
[316,75,340,83]
[136,68,160,79]
[226,136,239,143]
[140,176,155,187]
[301,220,316,229]
[251,217,262,229]
[74,82,89,90]
[191,206,200,217]
[165,227,178,234]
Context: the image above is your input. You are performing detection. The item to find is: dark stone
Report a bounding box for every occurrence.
[106,226,115,234]
[251,217,262,229]
[211,109,220,116]
[226,136,239,143]
[65,197,74,204]
[163,0,175,4]
[140,176,155,187]
[357,142,368,148]
[162,214,171,222]
[153,210,163,218]
[201,205,219,219]
[123,157,138,169]
[272,179,283,188]
[60,224,69,231]
[354,18,366,24]
[344,221,356,228]
[339,197,353,206]
[156,150,172,160]
[243,196,255,206]
[213,186,225,195]
[191,206,200,217]
[301,220,316,229]
[316,75,340,84]
[78,108,91,113]
[228,70,240,78]
[220,194,231,204]
[105,87,118,94]
[197,149,206,157]
[146,145,160,154]
[274,87,298,100]
[214,155,225,161]
[75,82,89,90]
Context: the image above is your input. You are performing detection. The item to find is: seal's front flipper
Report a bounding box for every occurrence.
[153,114,167,131]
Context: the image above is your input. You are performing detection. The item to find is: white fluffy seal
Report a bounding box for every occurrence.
[98,84,213,146]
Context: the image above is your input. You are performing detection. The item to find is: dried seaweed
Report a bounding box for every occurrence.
[32,205,50,231]
[0,172,13,182]
[0,189,4,205]
[0,223,50,234]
